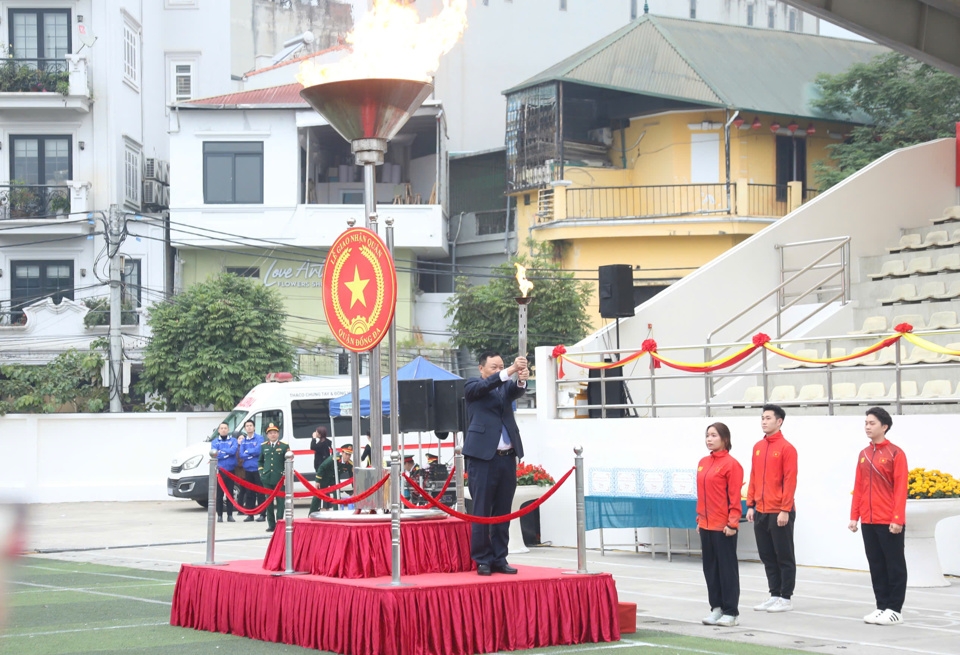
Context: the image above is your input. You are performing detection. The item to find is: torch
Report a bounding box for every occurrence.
[515,263,534,367]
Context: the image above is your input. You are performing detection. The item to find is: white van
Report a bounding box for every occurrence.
[167,375,367,506]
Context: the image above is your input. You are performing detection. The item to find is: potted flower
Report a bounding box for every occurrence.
[517,462,555,487]
[904,467,960,587]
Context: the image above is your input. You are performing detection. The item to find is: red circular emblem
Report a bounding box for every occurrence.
[322,227,397,353]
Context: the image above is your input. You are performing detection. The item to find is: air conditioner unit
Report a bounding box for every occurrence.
[161,185,170,209]
[142,180,163,208]
[144,158,162,182]
[159,160,170,184]
[587,127,613,146]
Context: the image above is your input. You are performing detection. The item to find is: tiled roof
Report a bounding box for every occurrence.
[182,83,307,108]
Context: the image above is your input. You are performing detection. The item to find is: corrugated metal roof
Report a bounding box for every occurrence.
[505,15,888,120]
[182,83,307,108]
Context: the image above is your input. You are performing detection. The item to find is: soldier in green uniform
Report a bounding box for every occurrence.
[258,423,288,533]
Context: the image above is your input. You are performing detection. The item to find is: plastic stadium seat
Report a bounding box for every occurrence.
[849,316,887,335]
[931,206,960,224]
[797,384,826,402]
[742,386,765,404]
[769,385,796,403]
[912,230,949,250]
[900,256,933,276]
[864,344,907,366]
[892,313,926,330]
[902,346,946,365]
[926,311,959,330]
[932,253,960,272]
[885,380,919,400]
[918,379,953,399]
[869,260,905,280]
[887,234,921,253]
[834,347,877,367]
[916,280,947,301]
[878,284,918,304]
[943,342,960,362]
[933,280,960,301]
[779,349,818,369]
[856,382,887,401]
[947,228,960,246]
[832,383,857,400]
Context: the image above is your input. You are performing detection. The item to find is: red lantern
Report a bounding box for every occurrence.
[732,115,745,128]
[751,116,762,130]
[787,121,799,134]
[770,121,781,132]
[806,123,816,135]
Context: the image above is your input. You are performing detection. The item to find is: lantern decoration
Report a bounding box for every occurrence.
[787,121,799,134]
[806,123,816,135]
[732,115,745,128]
[770,121,781,132]
[751,116,762,130]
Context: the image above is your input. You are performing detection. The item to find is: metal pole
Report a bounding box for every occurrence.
[455,445,465,513]
[574,446,589,574]
[108,204,123,413]
[204,449,218,565]
[283,449,296,574]
[365,165,384,487]
[387,217,401,513]
[389,449,402,585]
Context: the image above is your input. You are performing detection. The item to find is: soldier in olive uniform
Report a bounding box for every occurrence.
[258,424,288,533]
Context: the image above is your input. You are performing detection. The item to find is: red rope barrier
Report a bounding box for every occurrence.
[216,473,285,515]
[221,467,353,498]
[401,467,575,524]
[294,471,390,505]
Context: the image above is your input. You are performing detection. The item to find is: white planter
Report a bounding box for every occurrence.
[508,485,547,554]
[905,498,960,588]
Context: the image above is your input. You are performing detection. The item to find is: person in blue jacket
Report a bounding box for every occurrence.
[237,419,265,522]
[211,422,239,522]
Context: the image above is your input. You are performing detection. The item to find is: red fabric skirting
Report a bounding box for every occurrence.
[262,518,473,578]
[171,560,621,655]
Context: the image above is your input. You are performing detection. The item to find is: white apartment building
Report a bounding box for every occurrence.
[0,0,231,364]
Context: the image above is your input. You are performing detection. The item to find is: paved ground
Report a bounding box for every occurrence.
[14,500,960,655]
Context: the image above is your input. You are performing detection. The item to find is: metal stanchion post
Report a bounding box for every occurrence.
[203,449,218,565]
[564,446,597,576]
[390,449,402,585]
[455,445,465,513]
[273,450,305,576]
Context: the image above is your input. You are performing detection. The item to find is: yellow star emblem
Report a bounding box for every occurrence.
[344,266,370,309]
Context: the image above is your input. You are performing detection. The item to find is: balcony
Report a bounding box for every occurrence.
[0,55,91,112]
[0,182,91,228]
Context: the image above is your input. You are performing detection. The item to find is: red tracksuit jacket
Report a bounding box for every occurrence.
[696,450,744,531]
[850,440,908,526]
[746,431,798,514]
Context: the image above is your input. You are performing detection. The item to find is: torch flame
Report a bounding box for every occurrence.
[515,263,534,298]
[297,0,468,87]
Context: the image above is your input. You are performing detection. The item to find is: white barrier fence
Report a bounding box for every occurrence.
[0,412,222,503]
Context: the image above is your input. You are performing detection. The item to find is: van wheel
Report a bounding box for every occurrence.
[195,500,209,509]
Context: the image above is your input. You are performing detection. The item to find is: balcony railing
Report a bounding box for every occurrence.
[0,58,69,94]
[747,183,789,217]
[0,184,72,219]
[565,183,733,221]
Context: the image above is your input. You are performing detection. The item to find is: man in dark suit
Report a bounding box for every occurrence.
[464,351,528,576]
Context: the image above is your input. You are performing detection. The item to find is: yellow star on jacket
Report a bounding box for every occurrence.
[344,266,370,309]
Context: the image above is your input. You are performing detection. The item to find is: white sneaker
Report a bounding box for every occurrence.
[874,609,903,625]
[863,609,884,624]
[767,597,793,613]
[702,608,723,625]
[715,614,740,627]
[753,596,779,611]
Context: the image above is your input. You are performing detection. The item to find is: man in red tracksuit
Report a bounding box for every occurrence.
[849,406,908,626]
[746,404,798,613]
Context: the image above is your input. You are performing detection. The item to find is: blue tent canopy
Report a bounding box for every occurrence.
[328,356,461,417]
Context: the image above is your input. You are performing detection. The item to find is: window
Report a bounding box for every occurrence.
[689,0,696,19]
[124,141,141,207]
[122,259,142,309]
[225,266,260,278]
[291,399,330,439]
[249,410,284,440]
[560,0,567,10]
[9,9,70,72]
[123,19,140,88]
[768,6,775,28]
[747,4,754,26]
[631,0,638,20]
[788,9,798,31]
[172,62,194,102]
[203,142,264,204]
[341,190,364,204]
[11,260,74,320]
[11,135,71,184]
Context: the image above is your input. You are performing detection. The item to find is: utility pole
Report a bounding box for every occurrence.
[108,204,124,413]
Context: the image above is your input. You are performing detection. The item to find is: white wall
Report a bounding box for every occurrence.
[517,410,960,576]
[414,292,453,344]
[0,412,222,503]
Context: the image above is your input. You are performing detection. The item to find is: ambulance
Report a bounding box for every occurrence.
[167,374,366,506]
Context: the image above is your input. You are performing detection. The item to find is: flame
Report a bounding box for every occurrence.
[515,263,533,298]
[297,0,467,87]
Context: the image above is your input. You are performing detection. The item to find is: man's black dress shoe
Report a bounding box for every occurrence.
[266,525,275,533]
[477,564,492,576]
[492,564,518,574]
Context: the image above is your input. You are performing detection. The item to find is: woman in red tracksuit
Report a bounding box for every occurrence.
[849,406,908,626]
[696,422,744,627]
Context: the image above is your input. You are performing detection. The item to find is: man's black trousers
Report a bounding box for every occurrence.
[862,523,907,613]
[465,453,517,567]
[238,469,264,512]
[215,473,235,518]
[754,510,796,599]
[700,529,740,616]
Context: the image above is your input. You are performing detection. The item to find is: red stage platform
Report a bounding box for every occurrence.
[171,559,620,655]
[262,518,472,577]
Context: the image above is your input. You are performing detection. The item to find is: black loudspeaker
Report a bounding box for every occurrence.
[433,379,466,434]
[398,379,434,432]
[598,264,635,318]
[588,366,625,418]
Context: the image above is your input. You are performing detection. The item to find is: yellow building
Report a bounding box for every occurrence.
[503,15,885,325]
